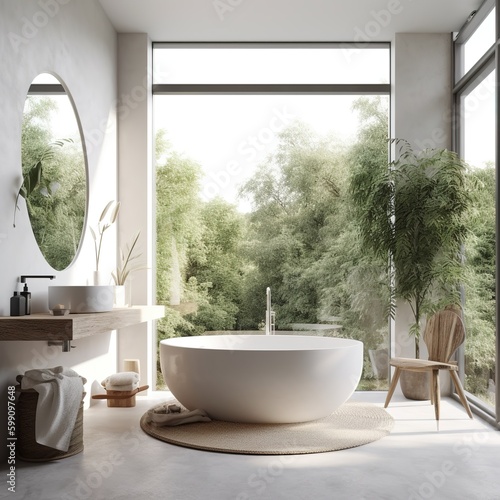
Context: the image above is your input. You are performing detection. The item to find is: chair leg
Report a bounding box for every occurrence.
[432,369,440,424]
[449,370,473,419]
[430,373,434,405]
[384,367,401,408]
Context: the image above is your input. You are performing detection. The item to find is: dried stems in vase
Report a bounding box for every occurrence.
[89,200,120,272]
[112,231,143,286]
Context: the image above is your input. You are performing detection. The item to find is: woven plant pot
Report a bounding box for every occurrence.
[400,371,430,401]
[16,386,85,462]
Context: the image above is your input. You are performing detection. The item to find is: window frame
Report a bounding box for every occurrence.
[152,41,392,390]
[452,0,499,428]
[153,42,391,95]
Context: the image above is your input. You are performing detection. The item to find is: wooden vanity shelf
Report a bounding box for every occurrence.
[0,305,165,342]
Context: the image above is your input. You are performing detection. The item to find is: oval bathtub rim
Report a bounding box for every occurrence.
[160,334,363,352]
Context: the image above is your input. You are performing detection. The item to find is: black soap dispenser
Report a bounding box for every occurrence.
[20,282,31,315]
[19,275,56,315]
[10,291,26,316]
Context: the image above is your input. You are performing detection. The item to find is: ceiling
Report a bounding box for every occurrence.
[98,0,482,42]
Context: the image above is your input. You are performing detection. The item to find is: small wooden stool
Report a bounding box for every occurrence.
[92,385,148,407]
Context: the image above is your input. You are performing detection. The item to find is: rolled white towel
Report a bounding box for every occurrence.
[101,371,139,390]
[104,382,140,392]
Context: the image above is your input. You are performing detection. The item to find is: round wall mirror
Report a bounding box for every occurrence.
[19,73,87,270]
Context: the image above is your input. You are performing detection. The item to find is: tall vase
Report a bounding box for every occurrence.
[93,271,108,286]
[114,285,128,307]
[114,279,132,307]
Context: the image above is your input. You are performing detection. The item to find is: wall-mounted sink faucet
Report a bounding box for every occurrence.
[48,340,75,352]
[19,275,56,315]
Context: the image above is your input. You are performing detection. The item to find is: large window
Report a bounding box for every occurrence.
[454,0,498,425]
[153,43,390,390]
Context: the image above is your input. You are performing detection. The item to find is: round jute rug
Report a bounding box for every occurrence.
[140,400,394,455]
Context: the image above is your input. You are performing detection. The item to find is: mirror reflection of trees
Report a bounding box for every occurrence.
[20,82,86,271]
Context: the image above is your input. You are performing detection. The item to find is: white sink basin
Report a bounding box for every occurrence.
[48,285,114,313]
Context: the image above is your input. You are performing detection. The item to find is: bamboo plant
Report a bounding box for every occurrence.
[350,139,472,358]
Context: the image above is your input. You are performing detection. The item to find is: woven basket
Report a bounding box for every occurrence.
[16,386,85,462]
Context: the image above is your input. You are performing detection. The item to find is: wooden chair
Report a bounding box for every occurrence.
[384,307,473,423]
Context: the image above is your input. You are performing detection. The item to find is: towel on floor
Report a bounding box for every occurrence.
[21,366,86,452]
[148,403,211,426]
[101,371,139,392]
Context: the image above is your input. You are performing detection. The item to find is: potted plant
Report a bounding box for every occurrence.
[112,231,144,307]
[350,139,472,398]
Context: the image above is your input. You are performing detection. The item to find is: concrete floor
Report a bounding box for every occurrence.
[4,391,500,500]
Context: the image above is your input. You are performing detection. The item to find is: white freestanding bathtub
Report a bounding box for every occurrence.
[160,335,363,423]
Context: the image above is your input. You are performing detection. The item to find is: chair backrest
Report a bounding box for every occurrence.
[423,307,465,363]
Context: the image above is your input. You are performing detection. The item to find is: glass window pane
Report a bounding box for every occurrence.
[463,8,496,75]
[462,70,496,167]
[461,69,496,408]
[154,45,390,391]
[153,47,389,85]
[154,94,371,207]
[154,92,390,391]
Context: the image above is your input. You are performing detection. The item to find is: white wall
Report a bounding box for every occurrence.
[0,0,118,459]
[116,33,155,389]
[392,33,452,151]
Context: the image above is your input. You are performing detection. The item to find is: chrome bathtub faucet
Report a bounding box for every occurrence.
[265,287,275,335]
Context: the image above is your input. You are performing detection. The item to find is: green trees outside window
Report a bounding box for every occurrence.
[156,97,391,388]
[155,95,495,398]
